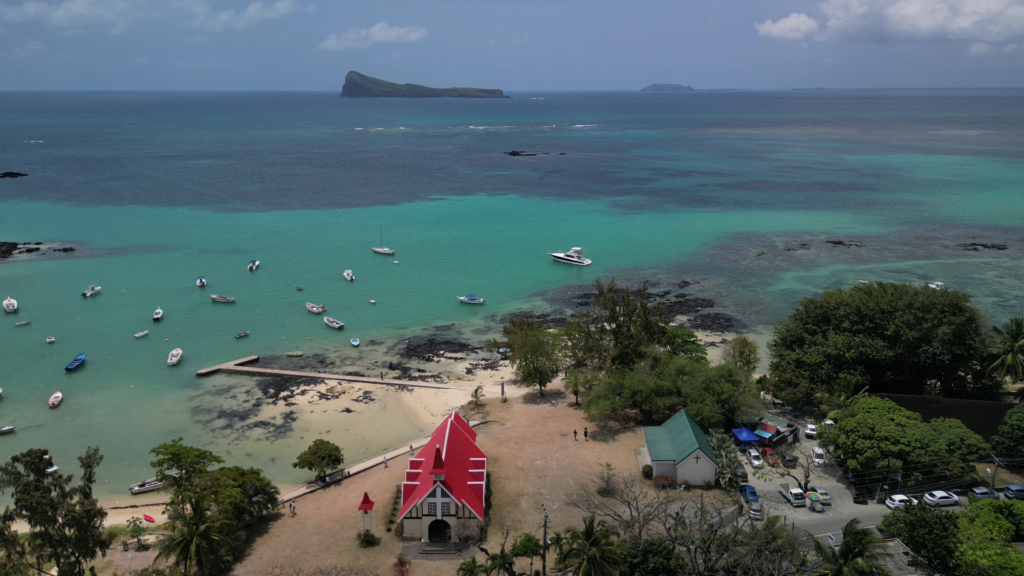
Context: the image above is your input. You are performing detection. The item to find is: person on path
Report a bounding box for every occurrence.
[584,427,589,441]
[383,454,388,468]
[289,501,296,517]
[410,444,414,453]
[573,429,578,441]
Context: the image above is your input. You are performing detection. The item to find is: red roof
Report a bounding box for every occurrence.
[399,412,487,520]
[757,421,778,435]
[358,492,374,511]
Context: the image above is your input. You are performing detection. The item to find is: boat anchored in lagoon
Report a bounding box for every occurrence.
[548,247,591,266]
[324,317,344,329]
[2,297,16,313]
[65,353,86,371]
[343,270,355,281]
[211,294,235,303]
[48,391,63,408]
[350,338,360,347]
[306,302,326,314]
[372,224,395,255]
[457,294,486,304]
[247,260,260,271]
[82,285,101,297]
[197,276,207,287]
[167,348,183,366]
[134,330,149,338]
[153,307,164,321]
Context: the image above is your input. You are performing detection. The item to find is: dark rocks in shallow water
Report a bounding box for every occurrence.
[389,336,481,362]
[0,242,19,259]
[825,240,865,248]
[0,172,28,178]
[505,150,536,157]
[752,251,766,257]
[785,243,811,252]
[664,295,714,316]
[677,280,693,289]
[958,242,1007,251]
[686,313,737,332]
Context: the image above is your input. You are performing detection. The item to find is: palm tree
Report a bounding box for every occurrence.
[471,385,486,407]
[154,493,244,575]
[810,518,892,576]
[557,515,622,576]
[457,556,486,576]
[715,451,744,490]
[707,431,734,460]
[988,318,1024,384]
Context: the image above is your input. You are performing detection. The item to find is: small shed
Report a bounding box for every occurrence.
[641,409,718,485]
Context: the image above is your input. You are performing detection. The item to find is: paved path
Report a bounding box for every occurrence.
[195,355,463,390]
[277,419,494,505]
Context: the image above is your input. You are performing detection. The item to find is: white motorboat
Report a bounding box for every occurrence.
[48,391,63,408]
[167,348,183,366]
[928,282,945,290]
[153,307,164,321]
[457,294,486,304]
[306,302,326,314]
[548,247,591,266]
[372,224,395,255]
[2,297,16,312]
[211,294,235,303]
[343,270,355,281]
[14,320,30,326]
[129,471,180,494]
[0,426,14,434]
[82,285,101,297]
[46,336,55,343]
[369,299,376,304]
[247,260,259,271]
[45,465,59,474]
[134,330,149,338]
[197,276,207,287]
[324,316,344,329]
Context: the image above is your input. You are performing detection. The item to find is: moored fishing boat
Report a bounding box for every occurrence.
[153,307,163,321]
[548,247,591,266]
[46,336,55,343]
[2,297,16,312]
[457,294,486,304]
[48,391,63,407]
[286,351,303,357]
[305,302,326,314]
[351,338,360,347]
[14,320,30,326]
[247,260,259,271]
[324,317,344,329]
[210,294,235,303]
[343,270,355,281]
[235,331,250,338]
[167,348,183,366]
[45,465,59,474]
[65,353,86,371]
[372,224,395,255]
[134,330,149,338]
[0,426,14,434]
[129,472,180,495]
[82,285,101,297]
[197,276,207,287]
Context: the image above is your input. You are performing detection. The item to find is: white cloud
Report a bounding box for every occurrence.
[0,0,295,31]
[1004,42,1021,51]
[183,0,296,31]
[319,21,427,50]
[758,0,1024,44]
[755,12,820,40]
[0,0,140,29]
[969,41,994,55]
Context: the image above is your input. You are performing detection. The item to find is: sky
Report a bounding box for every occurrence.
[0,0,1022,91]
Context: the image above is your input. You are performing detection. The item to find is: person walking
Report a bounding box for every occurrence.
[383,454,388,468]
[584,427,589,441]
[410,444,414,454]
[573,429,578,441]
[289,501,296,517]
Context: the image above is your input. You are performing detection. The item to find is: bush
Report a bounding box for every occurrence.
[394,521,404,539]
[357,529,377,547]
[393,553,410,576]
[641,464,653,480]
[653,475,677,489]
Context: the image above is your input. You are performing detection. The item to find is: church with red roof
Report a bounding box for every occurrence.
[399,411,488,542]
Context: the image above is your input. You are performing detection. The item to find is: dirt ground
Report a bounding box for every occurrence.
[221,379,648,576]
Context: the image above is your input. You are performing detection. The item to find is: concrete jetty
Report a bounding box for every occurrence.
[195,355,462,390]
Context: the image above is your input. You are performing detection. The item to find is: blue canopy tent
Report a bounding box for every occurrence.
[731,427,759,443]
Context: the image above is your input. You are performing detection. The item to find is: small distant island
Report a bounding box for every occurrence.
[640,83,694,92]
[341,71,510,99]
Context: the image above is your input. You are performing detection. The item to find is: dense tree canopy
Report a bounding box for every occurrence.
[292,440,344,481]
[491,313,561,396]
[768,282,1000,401]
[992,403,1024,453]
[150,437,225,502]
[878,500,961,573]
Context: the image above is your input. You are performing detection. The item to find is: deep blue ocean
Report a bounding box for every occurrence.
[1,89,1023,501]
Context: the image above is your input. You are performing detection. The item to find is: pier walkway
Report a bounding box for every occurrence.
[195,356,462,390]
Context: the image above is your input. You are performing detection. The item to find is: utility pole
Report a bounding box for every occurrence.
[542,504,548,576]
[991,453,1002,488]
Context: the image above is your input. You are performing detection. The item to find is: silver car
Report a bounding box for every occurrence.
[812,447,826,467]
[969,486,1000,500]
[747,448,764,469]
[923,490,959,507]
[808,486,832,504]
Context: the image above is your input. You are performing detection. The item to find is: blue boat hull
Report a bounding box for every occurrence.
[65,353,86,371]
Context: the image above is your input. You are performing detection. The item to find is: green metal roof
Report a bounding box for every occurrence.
[642,409,718,467]
[765,417,789,428]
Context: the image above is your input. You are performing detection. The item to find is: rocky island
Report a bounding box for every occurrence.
[341,71,510,99]
[640,83,694,92]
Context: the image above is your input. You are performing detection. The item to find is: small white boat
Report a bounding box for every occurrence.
[2,297,16,313]
[928,282,945,290]
[548,247,591,266]
[153,307,163,321]
[0,426,14,434]
[82,285,101,297]
[457,294,486,304]
[343,270,355,281]
[372,224,395,255]
[167,348,183,366]
[45,465,59,474]
[197,276,207,287]
[48,391,62,408]
[210,294,235,303]
[129,472,179,494]
[135,330,149,338]
[235,331,249,338]
[46,336,55,343]
[306,302,326,314]
[14,320,30,326]
[324,317,344,329]
[351,338,360,347]
[247,260,259,271]
[286,351,303,357]
[369,299,376,304]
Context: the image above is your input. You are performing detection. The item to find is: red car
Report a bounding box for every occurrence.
[760,447,780,467]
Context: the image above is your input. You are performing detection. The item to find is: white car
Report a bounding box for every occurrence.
[805,424,818,439]
[812,447,826,466]
[923,490,959,507]
[885,494,918,510]
[746,448,764,469]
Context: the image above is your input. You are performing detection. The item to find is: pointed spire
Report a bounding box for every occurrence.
[429,443,445,475]
[358,492,375,511]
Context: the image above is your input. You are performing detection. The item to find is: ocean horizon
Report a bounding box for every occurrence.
[2,89,1023,503]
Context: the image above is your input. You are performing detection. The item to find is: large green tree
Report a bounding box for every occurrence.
[207,466,280,528]
[929,417,990,463]
[769,282,1000,400]
[617,537,682,576]
[154,493,244,576]
[292,440,344,482]
[992,403,1024,453]
[150,438,225,504]
[878,500,961,574]
[721,335,760,376]
[0,448,113,576]
[492,313,561,397]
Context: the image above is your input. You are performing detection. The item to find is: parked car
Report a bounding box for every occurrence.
[740,484,759,503]
[853,487,869,504]
[746,448,764,469]
[780,453,799,468]
[761,447,780,467]
[823,419,835,426]
[812,447,826,466]
[1004,484,1024,500]
[748,502,765,521]
[807,486,832,504]
[805,424,818,439]
[885,494,918,510]
[969,486,1000,500]
[923,490,959,507]
[735,460,749,482]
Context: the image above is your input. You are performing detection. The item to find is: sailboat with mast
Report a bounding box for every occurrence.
[372,224,395,255]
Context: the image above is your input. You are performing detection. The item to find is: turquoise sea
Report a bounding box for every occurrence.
[1,90,1023,501]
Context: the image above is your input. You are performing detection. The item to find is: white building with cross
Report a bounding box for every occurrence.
[399,412,487,542]
[640,409,718,485]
